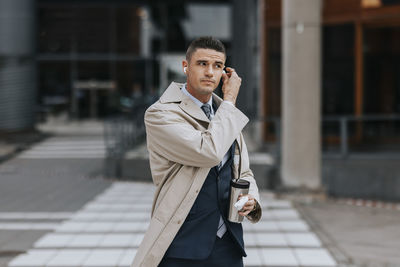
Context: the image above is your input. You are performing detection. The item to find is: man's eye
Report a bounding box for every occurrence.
[215,65,222,69]
[200,62,207,66]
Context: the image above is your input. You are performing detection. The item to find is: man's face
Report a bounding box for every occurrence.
[184,48,225,98]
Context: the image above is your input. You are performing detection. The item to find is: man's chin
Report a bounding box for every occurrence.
[199,86,216,94]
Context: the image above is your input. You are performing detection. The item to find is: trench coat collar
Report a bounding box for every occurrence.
[160,82,223,123]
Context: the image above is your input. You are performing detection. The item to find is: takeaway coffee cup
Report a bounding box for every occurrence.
[228,179,250,223]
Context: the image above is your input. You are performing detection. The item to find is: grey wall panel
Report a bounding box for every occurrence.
[0,0,36,131]
[0,59,36,130]
[0,0,35,55]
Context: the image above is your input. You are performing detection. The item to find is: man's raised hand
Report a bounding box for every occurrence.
[222,67,241,105]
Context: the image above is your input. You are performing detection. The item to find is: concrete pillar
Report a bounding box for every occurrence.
[0,0,36,131]
[232,0,259,119]
[232,0,263,150]
[281,0,322,189]
[139,6,152,58]
[139,6,153,95]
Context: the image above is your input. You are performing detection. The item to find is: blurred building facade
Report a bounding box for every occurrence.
[262,0,400,152]
[0,0,235,131]
[261,0,400,199]
[1,0,400,199]
[36,0,237,121]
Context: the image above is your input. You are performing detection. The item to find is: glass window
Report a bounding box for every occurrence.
[322,24,355,115]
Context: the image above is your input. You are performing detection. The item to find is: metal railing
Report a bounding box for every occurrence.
[261,115,400,158]
[103,98,153,178]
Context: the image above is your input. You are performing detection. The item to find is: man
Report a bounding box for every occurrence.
[131,37,261,267]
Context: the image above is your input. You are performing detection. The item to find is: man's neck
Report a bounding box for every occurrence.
[186,85,212,104]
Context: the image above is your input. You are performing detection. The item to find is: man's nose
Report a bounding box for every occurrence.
[204,66,214,76]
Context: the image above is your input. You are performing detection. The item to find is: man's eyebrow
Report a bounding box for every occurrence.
[195,60,224,65]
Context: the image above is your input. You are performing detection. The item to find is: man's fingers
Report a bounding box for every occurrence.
[241,200,255,213]
[225,67,239,76]
[243,203,254,209]
[239,194,253,200]
[225,67,238,78]
[230,70,239,78]
[238,210,251,216]
[221,72,228,83]
[244,199,255,206]
[237,194,256,217]
[239,200,255,213]
[243,204,254,211]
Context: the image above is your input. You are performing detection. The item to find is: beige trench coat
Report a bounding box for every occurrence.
[131,82,262,267]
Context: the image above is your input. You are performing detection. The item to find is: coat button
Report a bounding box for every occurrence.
[195,189,199,193]
[177,220,181,224]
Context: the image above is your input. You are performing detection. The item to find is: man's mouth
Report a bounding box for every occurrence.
[201,80,215,84]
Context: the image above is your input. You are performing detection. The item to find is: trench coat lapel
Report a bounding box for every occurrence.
[179,98,209,123]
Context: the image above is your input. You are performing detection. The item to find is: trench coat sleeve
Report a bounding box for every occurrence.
[238,135,262,223]
[145,101,249,168]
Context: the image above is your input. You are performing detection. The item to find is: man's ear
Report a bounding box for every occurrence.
[182,60,188,74]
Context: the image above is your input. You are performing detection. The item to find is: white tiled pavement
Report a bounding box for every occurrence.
[17,137,107,159]
[8,182,337,267]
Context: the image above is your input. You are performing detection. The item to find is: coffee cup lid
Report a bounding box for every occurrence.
[230,179,250,189]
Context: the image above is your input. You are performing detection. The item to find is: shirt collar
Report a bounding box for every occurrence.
[181,83,214,113]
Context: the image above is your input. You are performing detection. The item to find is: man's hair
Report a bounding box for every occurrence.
[186,36,226,62]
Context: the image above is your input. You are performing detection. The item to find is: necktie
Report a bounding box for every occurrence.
[201,104,212,120]
[200,103,227,238]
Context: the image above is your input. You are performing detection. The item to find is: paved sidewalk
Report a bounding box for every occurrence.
[5,119,399,266]
[297,200,400,266]
[0,120,337,267]
[7,182,337,267]
[0,130,47,164]
[0,133,112,267]
[17,136,106,159]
